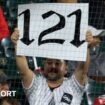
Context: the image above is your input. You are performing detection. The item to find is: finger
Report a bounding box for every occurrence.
[86,32,92,37]
[14,28,19,31]
[14,30,19,36]
[86,31,93,39]
[11,30,19,38]
[11,34,19,44]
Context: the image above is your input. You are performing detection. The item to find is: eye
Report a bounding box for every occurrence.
[55,62,60,66]
[46,60,53,65]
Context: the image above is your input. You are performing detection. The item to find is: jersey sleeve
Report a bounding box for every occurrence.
[68,75,85,94]
[22,72,44,103]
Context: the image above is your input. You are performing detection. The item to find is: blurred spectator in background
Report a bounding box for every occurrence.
[0,6,9,41]
[0,96,20,105]
[0,70,10,98]
[87,26,105,81]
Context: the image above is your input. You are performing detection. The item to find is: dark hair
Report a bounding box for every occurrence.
[0,97,20,105]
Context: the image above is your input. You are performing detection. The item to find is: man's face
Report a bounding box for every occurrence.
[43,59,68,81]
[0,82,9,92]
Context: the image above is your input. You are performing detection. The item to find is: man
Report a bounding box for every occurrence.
[11,1,94,105]
[0,70,10,97]
[87,26,105,81]
[11,27,94,105]
[11,0,96,104]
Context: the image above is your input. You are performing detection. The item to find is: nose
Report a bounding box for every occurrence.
[52,63,56,68]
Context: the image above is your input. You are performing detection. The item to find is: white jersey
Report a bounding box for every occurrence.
[23,73,85,105]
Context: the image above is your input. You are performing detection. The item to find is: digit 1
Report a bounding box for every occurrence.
[67,9,85,47]
[19,9,34,45]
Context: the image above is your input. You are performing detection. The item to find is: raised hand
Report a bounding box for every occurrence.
[11,28,19,46]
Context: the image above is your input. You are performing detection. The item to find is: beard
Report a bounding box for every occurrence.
[43,68,62,81]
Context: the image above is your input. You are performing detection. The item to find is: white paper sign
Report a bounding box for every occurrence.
[17,3,89,61]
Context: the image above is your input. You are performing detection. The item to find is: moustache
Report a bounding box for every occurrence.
[48,68,59,73]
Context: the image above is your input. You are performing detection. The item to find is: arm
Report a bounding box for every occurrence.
[74,31,92,86]
[16,56,33,88]
[74,49,90,86]
[11,28,33,88]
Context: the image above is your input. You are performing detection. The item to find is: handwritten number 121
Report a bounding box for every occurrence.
[19,9,85,47]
